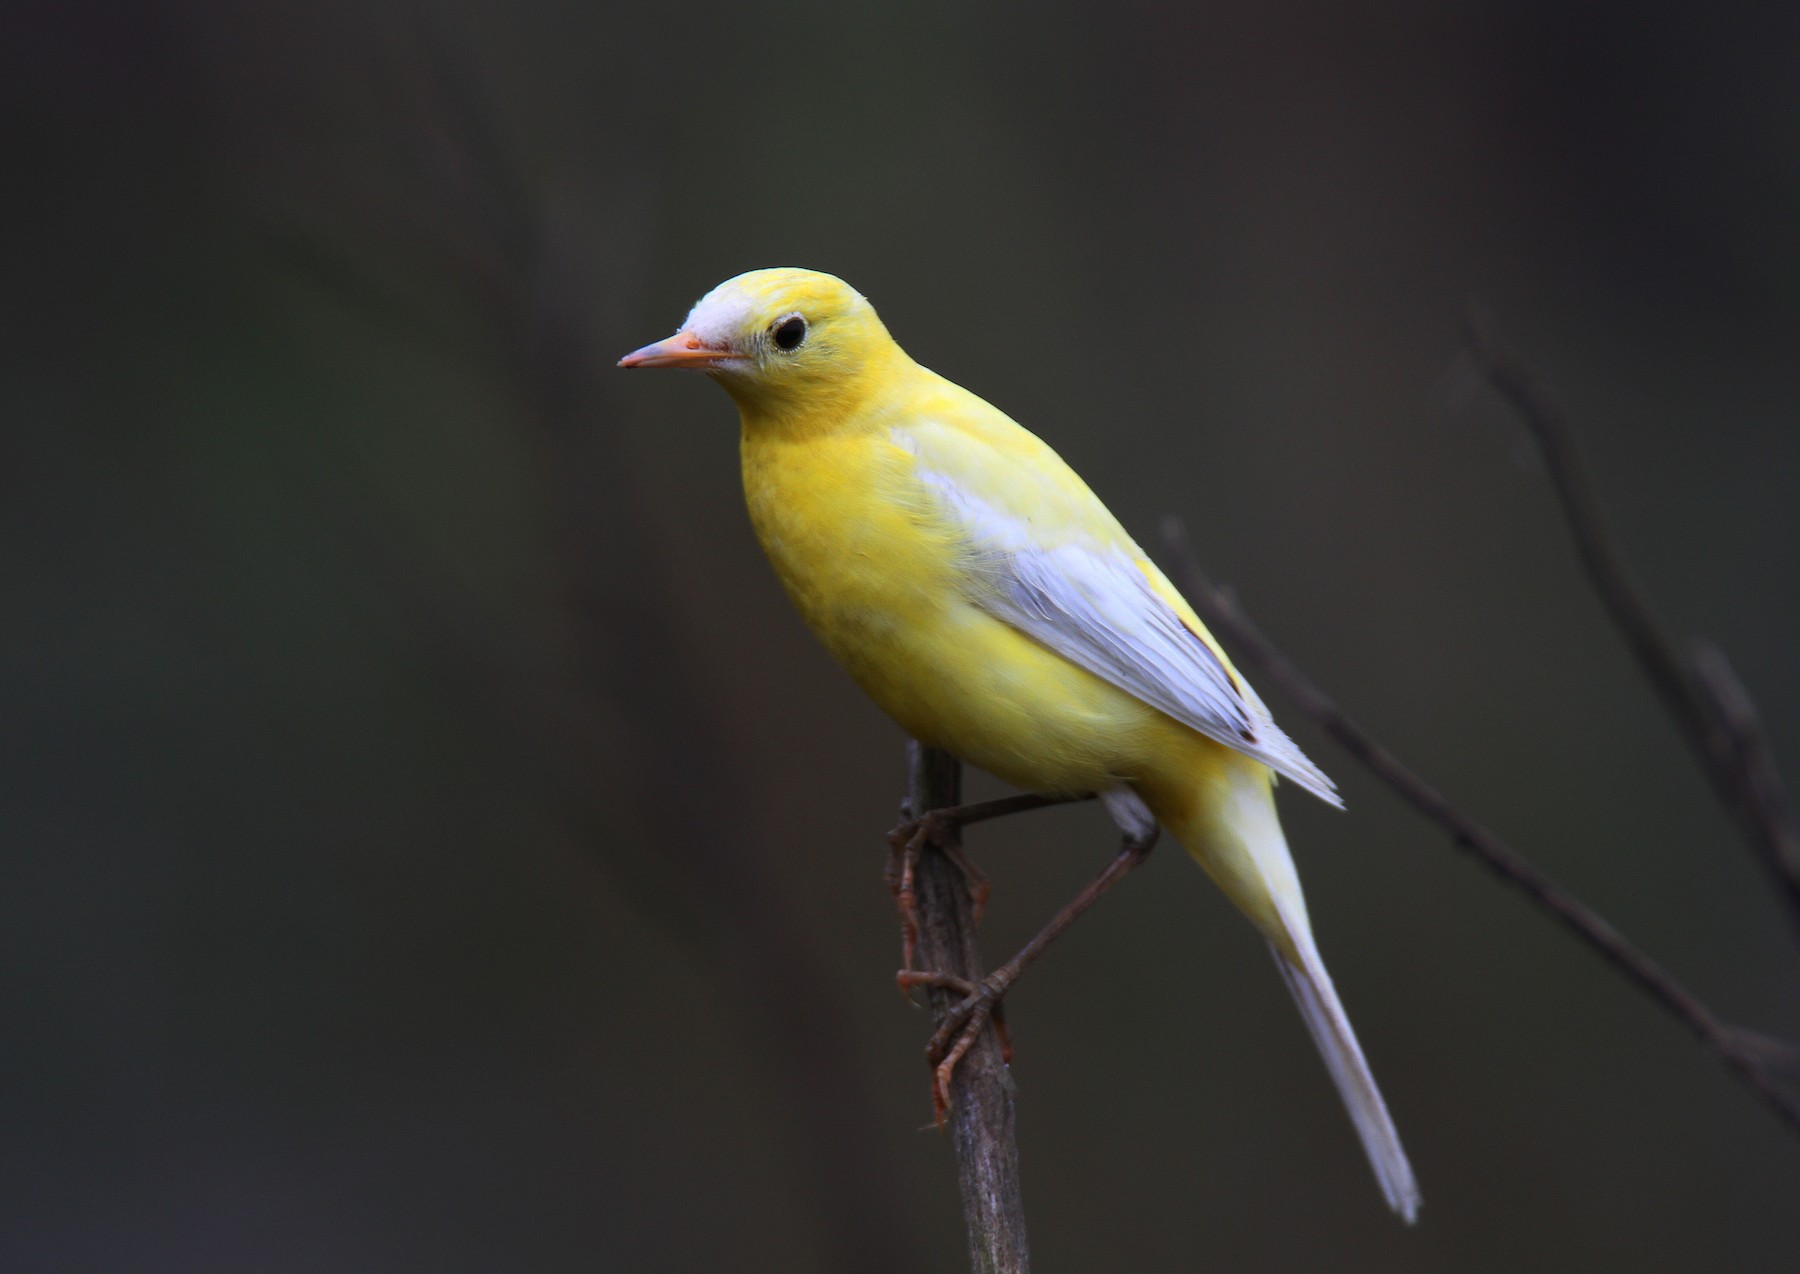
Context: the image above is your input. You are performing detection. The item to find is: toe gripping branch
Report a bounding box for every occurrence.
[886,780,1155,1125]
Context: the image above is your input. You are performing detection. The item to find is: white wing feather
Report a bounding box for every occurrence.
[909,450,1341,808]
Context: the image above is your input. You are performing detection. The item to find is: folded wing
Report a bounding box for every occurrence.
[897,414,1340,807]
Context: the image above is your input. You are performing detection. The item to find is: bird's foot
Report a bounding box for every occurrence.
[900,827,1158,1123]
[885,793,1093,972]
[885,811,991,977]
[895,968,1017,1125]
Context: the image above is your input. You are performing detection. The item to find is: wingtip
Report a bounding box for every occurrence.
[1277,761,1345,811]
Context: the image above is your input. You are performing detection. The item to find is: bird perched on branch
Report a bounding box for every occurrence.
[620,267,1419,1222]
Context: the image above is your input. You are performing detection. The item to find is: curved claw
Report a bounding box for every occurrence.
[899,823,1154,1126]
[885,811,993,969]
[918,971,1015,1125]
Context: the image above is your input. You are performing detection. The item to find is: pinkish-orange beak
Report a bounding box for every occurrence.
[617,330,739,369]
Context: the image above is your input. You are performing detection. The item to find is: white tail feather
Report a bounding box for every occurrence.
[1272,939,1421,1223]
[1157,756,1419,1221]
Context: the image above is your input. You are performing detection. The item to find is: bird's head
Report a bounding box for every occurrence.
[618,268,902,416]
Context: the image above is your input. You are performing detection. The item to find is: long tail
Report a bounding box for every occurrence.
[1140,750,1421,1223]
[1271,934,1419,1222]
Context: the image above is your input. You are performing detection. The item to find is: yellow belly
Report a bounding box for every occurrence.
[739,419,1290,944]
[741,427,1192,795]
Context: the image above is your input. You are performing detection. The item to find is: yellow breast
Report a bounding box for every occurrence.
[739,417,1181,796]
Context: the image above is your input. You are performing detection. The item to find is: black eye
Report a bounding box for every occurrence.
[772,315,807,351]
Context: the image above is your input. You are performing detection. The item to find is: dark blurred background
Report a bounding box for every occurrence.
[5,2,1799,1270]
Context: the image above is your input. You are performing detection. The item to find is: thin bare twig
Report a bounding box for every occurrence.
[1692,641,1800,897]
[1464,326,1800,933]
[1158,519,1800,1138]
[905,744,1031,1274]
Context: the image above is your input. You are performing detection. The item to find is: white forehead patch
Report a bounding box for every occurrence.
[683,281,758,347]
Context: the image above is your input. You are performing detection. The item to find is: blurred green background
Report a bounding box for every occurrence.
[5,2,1799,1269]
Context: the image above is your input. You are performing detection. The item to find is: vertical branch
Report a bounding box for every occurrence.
[905,743,1031,1274]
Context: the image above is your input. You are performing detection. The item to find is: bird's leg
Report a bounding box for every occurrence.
[886,792,1087,976]
[918,824,1159,1124]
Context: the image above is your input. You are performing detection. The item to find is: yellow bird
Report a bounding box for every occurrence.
[620,268,1419,1222]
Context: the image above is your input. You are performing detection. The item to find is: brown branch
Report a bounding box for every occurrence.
[1465,325,1800,933]
[1692,641,1800,895]
[1158,520,1800,1139]
[905,743,1032,1274]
